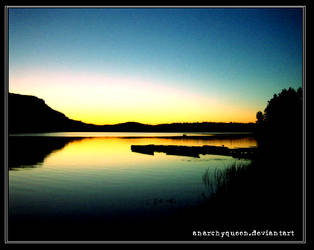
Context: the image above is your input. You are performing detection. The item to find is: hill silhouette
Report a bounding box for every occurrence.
[9,93,95,133]
[8,93,256,133]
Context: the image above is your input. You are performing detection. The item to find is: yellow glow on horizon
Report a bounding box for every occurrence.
[9,71,257,124]
[43,136,257,169]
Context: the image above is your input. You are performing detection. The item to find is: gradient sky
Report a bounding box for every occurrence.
[8,7,303,125]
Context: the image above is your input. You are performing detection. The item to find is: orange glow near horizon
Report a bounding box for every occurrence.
[9,71,257,125]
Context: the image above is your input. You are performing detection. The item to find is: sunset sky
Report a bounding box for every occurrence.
[9,7,303,125]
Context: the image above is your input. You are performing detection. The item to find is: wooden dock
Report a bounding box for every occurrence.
[131,144,257,159]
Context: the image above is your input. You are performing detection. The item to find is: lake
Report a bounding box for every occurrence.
[8,132,257,241]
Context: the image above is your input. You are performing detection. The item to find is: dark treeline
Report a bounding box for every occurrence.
[108,121,255,133]
[8,93,256,133]
[171,87,304,241]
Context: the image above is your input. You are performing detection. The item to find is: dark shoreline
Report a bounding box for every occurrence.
[9,132,255,139]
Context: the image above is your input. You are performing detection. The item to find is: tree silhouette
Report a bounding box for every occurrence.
[264,87,302,131]
[256,111,264,125]
[256,87,302,155]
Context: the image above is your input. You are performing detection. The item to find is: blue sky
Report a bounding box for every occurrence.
[8,7,303,124]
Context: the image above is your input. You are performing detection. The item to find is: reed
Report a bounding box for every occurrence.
[202,161,251,199]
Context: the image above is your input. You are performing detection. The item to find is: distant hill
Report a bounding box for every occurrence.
[8,93,256,133]
[8,93,96,133]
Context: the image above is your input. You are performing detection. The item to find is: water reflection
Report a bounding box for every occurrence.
[9,136,83,170]
[9,134,255,241]
[9,134,256,170]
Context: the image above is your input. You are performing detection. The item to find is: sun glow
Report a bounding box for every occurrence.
[9,71,256,125]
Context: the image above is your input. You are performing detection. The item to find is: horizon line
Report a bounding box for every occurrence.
[8,92,257,126]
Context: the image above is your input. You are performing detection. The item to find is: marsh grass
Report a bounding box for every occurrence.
[202,161,251,199]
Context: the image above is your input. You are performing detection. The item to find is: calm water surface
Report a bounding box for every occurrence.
[9,132,256,233]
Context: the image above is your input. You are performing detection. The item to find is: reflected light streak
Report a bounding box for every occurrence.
[43,136,257,170]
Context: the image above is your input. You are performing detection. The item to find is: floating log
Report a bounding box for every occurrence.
[131,144,257,159]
